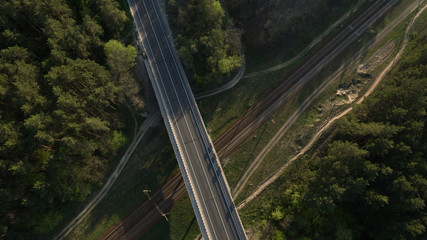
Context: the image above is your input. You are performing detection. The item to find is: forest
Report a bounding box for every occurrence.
[166,0,243,87]
[222,0,357,66]
[0,0,143,238]
[245,11,427,240]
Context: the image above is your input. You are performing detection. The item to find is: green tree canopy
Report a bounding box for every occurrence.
[104,40,144,110]
[167,0,242,86]
[0,0,141,238]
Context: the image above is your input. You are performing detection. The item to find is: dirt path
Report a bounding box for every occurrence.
[237,1,427,211]
[232,63,341,199]
[195,56,246,100]
[357,2,426,104]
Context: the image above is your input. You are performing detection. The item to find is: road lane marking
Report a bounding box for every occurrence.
[129,1,215,238]
[135,0,229,238]
[149,0,244,238]
[139,1,229,237]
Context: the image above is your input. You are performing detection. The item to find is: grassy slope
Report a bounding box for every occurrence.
[231,0,419,205]
[238,0,424,236]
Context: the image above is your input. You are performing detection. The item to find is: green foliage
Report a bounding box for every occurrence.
[271,206,285,221]
[167,0,242,85]
[251,13,427,240]
[96,0,128,38]
[45,17,92,59]
[336,224,353,240]
[222,0,356,69]
[0,0,142,238]
[218,55,243,74]
[104,40,137,66]
[193,74,203,87]
[110,130,127,152]
[274,230,287,240]
[104,40,144,110]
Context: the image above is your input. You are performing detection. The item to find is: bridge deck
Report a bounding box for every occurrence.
[128,0,247,239]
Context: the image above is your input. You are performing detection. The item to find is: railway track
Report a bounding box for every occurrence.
[99,173,186,239]
[214,0,393,158]
[99,1,396,239]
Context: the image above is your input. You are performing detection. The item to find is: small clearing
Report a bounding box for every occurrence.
[333,40,396,106]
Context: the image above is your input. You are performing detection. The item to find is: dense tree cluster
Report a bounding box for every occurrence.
[223,0,356,62]
[0,0,142,238]
[247,14,427,240]
[167,0,243,87]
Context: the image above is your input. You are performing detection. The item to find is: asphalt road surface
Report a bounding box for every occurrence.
[127,0,246,239]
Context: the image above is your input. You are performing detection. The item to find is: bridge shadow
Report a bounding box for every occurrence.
[180,216,197,240]
[96,126,185,240]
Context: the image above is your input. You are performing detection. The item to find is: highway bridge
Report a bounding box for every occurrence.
[100,0,399,239]
[127,0,247,239]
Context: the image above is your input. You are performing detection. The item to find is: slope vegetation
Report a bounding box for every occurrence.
[242,9,427,239]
